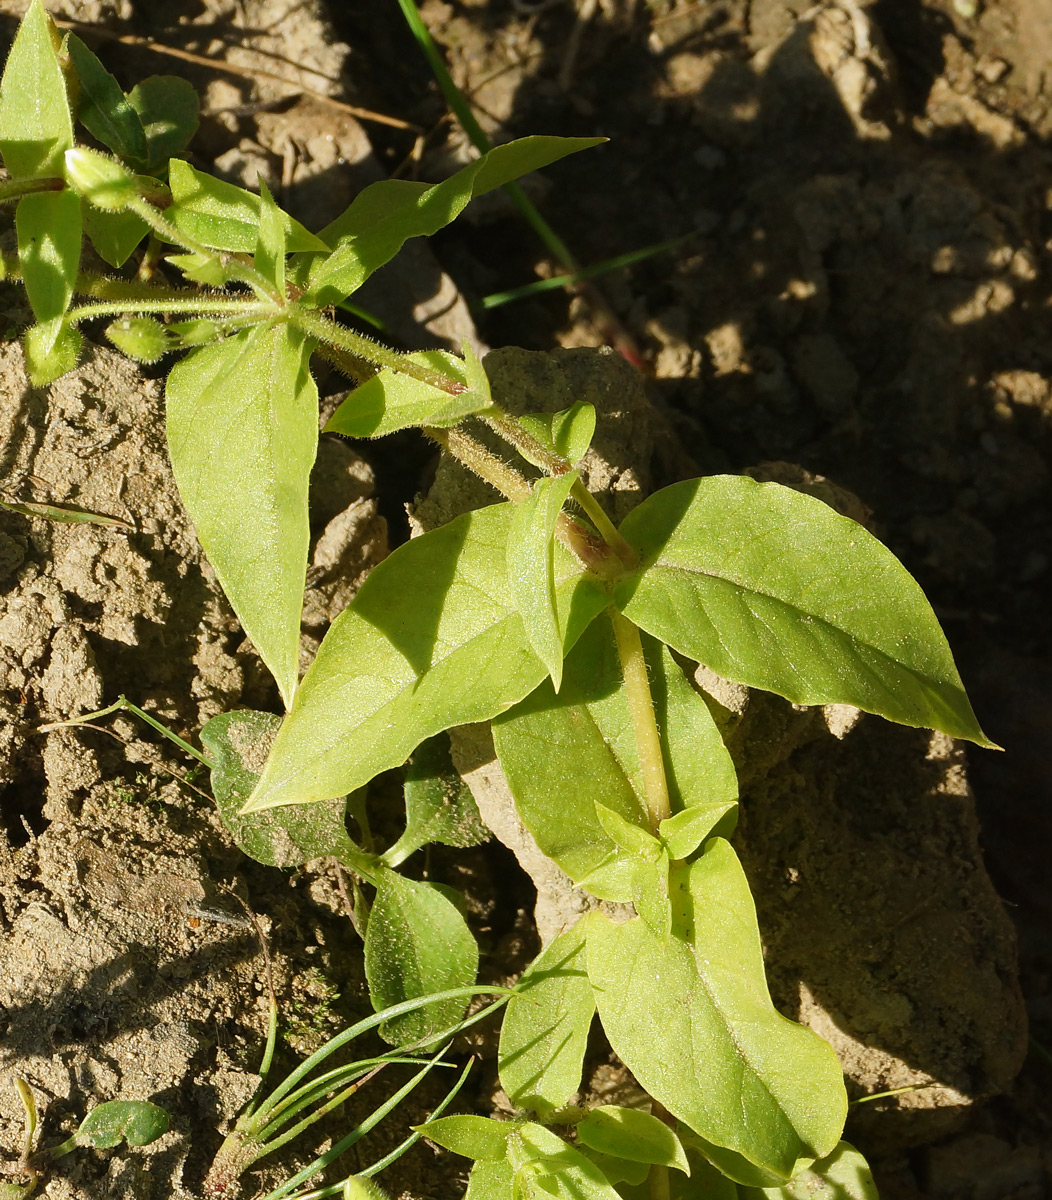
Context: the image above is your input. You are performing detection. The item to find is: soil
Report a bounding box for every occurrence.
[1,0,1051,1197]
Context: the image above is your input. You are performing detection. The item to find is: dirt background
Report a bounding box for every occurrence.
[1,0,1051,1197]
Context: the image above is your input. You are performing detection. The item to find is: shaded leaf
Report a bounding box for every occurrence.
[738,1141,878,1200]
[510,1123,624,1200]
[242,502,607,812]
[66,33,147,161]
[384,734,489,868]
[493,619,736,901]
[507,471,578,690]
[201,710,372,874]
[0,496,131,529]
[23,320,81,386]
[83,205,149,267]
[615,476,993,746]
[127,76,199,170]
[587,842,847,1182]
[305,136,605,306]
[0,0,72,178]
[166,159,327,252]
[364,869,478,1046]
[166,323,318,709]
[16,189,81,327]
[324,350,488,438]
[498,920,595,1114]
[75,1101,169,1150]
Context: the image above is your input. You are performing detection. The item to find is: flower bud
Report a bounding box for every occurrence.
[63,147,138,210]
[105,316,169,363]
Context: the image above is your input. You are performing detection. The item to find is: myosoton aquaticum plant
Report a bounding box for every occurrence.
[0,4,996,1198]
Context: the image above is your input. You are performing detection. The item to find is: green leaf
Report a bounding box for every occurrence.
[738,1141,878,1200]
[23,320,81,386]
[576,1148,650,1187]
[417,1115,515,1161]
[83,206,149,267]
[201,710,371,873]
[0,0,72,178]
[364,869,479,1045]
[241,502,607,812]
[576,1107,689,1175]
[343,1179,391,1200]
[74,1100,169,1150]
[304,135,605,306]
[323,350,489,438]
[0,497,130,529]
[384,734,489,868]
[126,76,199,171]
[509,1123,624,1200]
[165,251,238,287]
[614,476,994,747]
[16,190,81,327]
[462,341,491,402]
[492,620,736,901]
[498,921,595,1114]
[659,801,737,862]
[586,842,847,1181]
[465,1159,517,1200]
[508,471,578,691]
[519,402,596,468]
[166,159,327,253]
[255,177,286,295]
[593,802,661,861]
[64,146,139,210]
[166,323,318,709]
[66,33,148,162]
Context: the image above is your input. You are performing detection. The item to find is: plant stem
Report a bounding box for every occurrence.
[648,1165,671,1200]
[0,176,65,204]
[38,694,214,766]
[427,425,532,503]
[289,305,465,395]
[65,298,271,325]
[569,479,637,566]
[610,611,671,833]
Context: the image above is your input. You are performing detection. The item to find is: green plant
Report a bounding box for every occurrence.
[0,1081,169,1199]
[0,5,996,1198]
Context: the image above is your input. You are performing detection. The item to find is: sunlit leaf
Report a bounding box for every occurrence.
[0,0,72,178]
[498,920,595,1115]
[364,869,478,1045]
[576,1107,689,1174]
[587,842,847,1182]
[16,190,81,328]
[254,177,286,295]
[507,471,578,690]
[518,402,596,468]
[615,476,994,746]
[304,136,605,306]
[166,159,327,253]
[464,1160,516,1200]
[165,323,318,708]
[509,1123,623,1200]
[417,1115,515,1161]
[241,502,607,812]
[324,350,489,438]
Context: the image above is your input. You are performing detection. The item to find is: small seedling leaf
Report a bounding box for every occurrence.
[364,869,479,1045]
[507,471,577,690]
[417,1115,515,1161]
[498,919,595,1115]
[74,1100,169,1150]
[127,76,199,170]
[587,843,847,1181]
[737,1141,878,1200]
[576,1107,689,1174]
[254,177,286,295]
[201,710,368,872]
[16,190,81,328]
[241,502,607,811]
[343,1178,391,1200]
[615,476,995,746]
[462,341,491,402]
[324,351,489,438]
[166,323,318,709]
[66,33,148,162]
[0,1,73,178]
[384,734,489,867]
[24,320,82,386]
[493,620,735,900]
[510,1123,624,1200]
[305,135,605,306]
[659,801,737,861]
[166,159,327,253]
[0,496,131,529]
[518,402,596,467]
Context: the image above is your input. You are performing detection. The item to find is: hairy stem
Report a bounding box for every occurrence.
[0,175,65,204]
[610,610,671,833]
[66,298,272,324]
[290,306,465,395]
